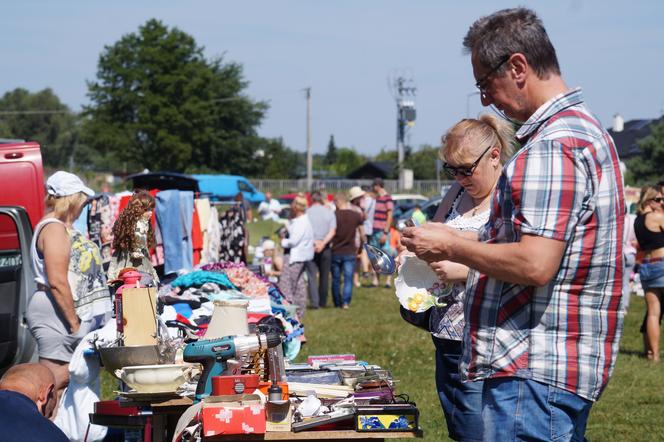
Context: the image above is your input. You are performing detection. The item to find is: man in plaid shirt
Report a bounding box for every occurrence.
[403,8,624,441]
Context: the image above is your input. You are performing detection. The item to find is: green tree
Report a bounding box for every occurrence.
[374,148,397,163]
[0,88,79,168]
[405,144,440,179]
[254,137,303,178]
[331,147,365,176]
[82,19,267,173]
[325,135,337,165]
[625,119,664,186]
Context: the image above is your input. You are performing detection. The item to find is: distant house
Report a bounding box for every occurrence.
[346,161,395,179]
[608,114,664,160]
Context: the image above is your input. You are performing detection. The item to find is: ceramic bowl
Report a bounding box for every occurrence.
[394,255,451,312]
[115,364,189,393]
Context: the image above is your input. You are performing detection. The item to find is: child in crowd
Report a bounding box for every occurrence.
[261,239,283,284]
[107,190,159,284]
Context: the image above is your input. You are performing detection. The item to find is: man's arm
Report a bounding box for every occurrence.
[402,223,565,286]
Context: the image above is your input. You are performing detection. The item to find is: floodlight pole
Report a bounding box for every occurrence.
[466,91,480,118]
[305,87,312,191]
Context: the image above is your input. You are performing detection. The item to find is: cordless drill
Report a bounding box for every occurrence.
[183,332,282,401]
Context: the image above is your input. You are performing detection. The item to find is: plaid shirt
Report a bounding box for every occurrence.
[460,88,625,401]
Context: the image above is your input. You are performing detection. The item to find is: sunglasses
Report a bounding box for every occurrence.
[475,55,510,97]
[652,197,664,203]
[443,143,494,177]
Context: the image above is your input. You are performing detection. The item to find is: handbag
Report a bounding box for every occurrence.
[399,306,431,332]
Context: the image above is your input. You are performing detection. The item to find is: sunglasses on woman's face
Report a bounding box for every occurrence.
[652,197,664,203]
[442,143,493,177]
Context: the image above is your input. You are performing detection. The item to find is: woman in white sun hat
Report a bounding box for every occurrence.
[27,171,112,411]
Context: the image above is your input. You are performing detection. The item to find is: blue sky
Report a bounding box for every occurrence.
[3,1,663,157]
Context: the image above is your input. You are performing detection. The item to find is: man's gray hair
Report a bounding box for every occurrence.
[463,7,560,79]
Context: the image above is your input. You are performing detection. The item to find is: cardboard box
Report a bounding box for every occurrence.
[202,394,266,437]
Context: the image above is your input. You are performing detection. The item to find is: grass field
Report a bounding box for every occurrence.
[101,260,664,441]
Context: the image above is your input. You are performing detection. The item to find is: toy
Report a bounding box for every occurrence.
[108,190,159,284]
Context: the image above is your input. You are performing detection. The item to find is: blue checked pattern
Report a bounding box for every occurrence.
[460,88,626,401]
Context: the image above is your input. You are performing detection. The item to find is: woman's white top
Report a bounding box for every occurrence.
[281,214,315,263]
[30,218,65,287]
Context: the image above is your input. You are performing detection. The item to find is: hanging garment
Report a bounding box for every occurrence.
[192,206,203,266]
[218,204,247,264]
[87,194,115,269]
[156,190,193,275]
[195,198,211,260]
[202,206,221,264]
[179,191,194,270]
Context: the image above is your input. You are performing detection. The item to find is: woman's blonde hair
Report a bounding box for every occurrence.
[441,114,516,165]
[637,185,661,215]
[293,193,308,213]
[45,192,88,221]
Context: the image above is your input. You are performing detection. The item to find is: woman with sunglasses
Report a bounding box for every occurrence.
[423,115,515,441]
[634,185,664,362]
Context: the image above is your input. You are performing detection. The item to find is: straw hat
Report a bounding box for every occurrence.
[348,186,365,202]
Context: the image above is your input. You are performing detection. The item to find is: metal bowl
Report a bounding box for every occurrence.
[98,345,175,378]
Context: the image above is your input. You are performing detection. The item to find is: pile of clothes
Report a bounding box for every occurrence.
[157,262,304,359]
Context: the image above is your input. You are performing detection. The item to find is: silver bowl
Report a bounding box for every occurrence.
[98,345,175,378]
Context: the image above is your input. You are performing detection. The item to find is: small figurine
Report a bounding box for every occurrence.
[108,190,159,284]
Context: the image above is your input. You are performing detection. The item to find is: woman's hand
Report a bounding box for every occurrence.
[430,260,469,283]
[395,249,415,270]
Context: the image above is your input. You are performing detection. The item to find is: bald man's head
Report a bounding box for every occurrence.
[0,363,55,414]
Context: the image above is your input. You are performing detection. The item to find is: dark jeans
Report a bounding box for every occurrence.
[306,247,331,308]
[331,254,356,307]
[433,336,483,442]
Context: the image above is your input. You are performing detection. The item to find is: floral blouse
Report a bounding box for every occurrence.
[429,188,489,341]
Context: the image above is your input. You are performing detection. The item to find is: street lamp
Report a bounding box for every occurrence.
[466,91,480,118]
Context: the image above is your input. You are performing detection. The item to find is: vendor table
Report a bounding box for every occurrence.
[204,429,423,441]
[98,397,422,442]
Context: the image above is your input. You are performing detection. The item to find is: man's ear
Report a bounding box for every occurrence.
[509,53,528,83]
[39,383,56,417]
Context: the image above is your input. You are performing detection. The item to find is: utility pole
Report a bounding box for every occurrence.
[304,87,312,191]
[390,74,416,190]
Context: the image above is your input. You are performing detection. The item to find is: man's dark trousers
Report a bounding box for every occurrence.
[306,246,332,308]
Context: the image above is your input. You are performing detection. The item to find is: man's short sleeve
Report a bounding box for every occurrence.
[386,197,394,212]
[329,209,337,231]
[508,141,592,242]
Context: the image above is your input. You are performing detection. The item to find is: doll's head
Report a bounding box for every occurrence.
[112,190,156,252]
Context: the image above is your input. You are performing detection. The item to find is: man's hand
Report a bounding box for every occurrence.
[401,223,460,263]
[314,240,324,253]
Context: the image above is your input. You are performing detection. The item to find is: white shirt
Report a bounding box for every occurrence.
[258,199,282,221]
[281,214,314,263]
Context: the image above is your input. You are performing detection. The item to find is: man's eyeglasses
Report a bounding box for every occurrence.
[475,55,510,97]
[443,143,494,177]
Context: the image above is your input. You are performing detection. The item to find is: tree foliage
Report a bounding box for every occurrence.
[625,119,664,186]
[325,135,337,165]
[0,88,79,168]
[405,145,440,179]
[330,147,365,177]
[82,19,267,173]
